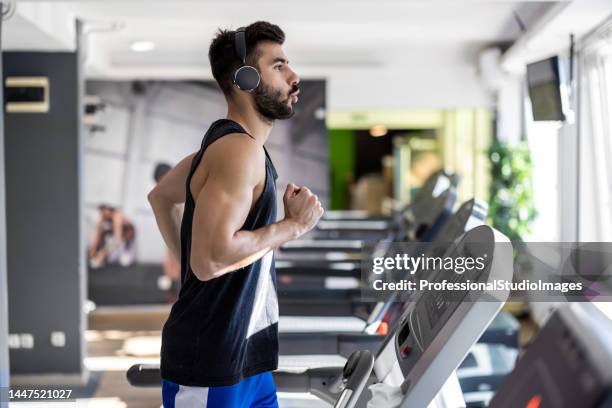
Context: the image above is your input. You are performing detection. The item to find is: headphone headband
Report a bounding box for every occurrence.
[234,27,247,64]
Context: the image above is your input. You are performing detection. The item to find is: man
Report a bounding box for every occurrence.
[148,21,323,407]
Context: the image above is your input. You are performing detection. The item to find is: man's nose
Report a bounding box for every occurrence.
[288,67,300,87]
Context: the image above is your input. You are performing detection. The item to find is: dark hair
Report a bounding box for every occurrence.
[208,21,285,97]
[153,162,172,182]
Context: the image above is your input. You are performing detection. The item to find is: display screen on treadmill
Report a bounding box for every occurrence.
[426,204,471,257]
[417,238,493,342]
[425,264,470,327]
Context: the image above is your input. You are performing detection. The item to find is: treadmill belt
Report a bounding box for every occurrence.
[278,355,347,372]
[279,316,367,333]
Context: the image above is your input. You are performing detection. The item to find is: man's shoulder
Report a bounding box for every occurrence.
[204,133,264,171]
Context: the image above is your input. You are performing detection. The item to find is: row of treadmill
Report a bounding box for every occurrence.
[127,170,612,408]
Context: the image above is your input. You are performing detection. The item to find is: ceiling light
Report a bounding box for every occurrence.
[130,40,155,52]
[369,125,388,137]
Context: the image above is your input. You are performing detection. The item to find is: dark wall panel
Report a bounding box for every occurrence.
[3,52,84,377]
[0,18,11,397]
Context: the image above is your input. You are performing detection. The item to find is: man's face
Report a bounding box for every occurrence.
[252,42,300,122]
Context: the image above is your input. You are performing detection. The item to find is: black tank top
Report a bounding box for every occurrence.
[160,119,279,387]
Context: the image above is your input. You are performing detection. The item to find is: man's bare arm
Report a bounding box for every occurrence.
[147,153,196,261]
[190,135,322,281]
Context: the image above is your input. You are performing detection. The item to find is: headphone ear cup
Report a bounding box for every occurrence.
[233,65,260,92]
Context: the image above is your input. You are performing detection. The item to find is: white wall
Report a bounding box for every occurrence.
[299,44,493,110]
[324,65,491,110]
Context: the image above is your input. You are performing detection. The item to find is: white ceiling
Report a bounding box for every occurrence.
[10,0,610,110]
[4,0,560,80]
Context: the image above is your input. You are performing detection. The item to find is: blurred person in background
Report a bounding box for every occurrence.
[88,204,137,268]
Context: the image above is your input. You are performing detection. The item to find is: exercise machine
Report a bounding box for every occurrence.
[488,302,612,408]
[279,170,458,254]
[272,224,513,407]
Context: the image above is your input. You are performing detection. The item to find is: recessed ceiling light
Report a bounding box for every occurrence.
[130,40,155,52]
[369,125,388,137]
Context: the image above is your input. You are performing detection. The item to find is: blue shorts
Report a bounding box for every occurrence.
[161,372,279,408]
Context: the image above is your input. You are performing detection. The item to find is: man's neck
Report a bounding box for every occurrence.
[226,100,273,144]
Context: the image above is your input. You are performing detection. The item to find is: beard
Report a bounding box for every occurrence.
[253,82,298,122]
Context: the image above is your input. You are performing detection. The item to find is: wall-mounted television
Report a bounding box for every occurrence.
[526,56,565,122]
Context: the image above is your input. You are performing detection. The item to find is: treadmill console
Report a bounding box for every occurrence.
[397,227,495,376]
[373,225,513,408]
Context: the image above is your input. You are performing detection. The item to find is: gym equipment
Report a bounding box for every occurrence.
[126,224,514,408]
[453,311,520,406]
[274,179,459,325]
[279,170,458,253]
[489,303,612,408]
[88,263,173,306]
[314,219,394,241]
[275,183,457,296]
[275,185,458,319]
[278,198,486,318]
[473,310,519,349]
[320,170,460,225]
[232,27,260,92]
[272,224,513,407]
[457,343,518,407]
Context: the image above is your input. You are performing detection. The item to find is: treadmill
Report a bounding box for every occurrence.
[126,224,513,407]
[315,169,460,240]
[274,184,457,314]
[277,187,459,318]
[277,198,489,347]
[487,303,612,408]
[279,169,458,253]
[278,204,517,360]
[275,183,457,288]
[273,224,514,408]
